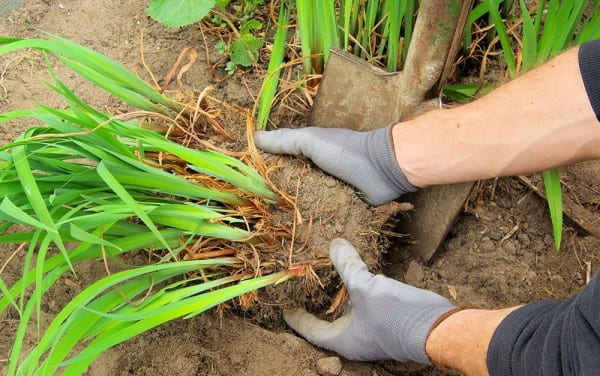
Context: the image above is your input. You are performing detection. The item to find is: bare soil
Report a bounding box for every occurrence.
[2,1,600,375]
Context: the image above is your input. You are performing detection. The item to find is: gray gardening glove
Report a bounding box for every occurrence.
[254,126,417,206]
[284,238,456,364]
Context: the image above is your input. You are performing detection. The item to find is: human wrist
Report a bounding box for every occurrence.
[368,125,418,195]
[390,108,471,188]
[425,307,518,376]
[389,119,431,188]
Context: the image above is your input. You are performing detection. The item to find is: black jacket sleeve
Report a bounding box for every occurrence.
[579,39,600,122]
[486,40,600,375]
[486,272,600,375]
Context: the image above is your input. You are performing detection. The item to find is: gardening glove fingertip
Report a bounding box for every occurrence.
[328,238,375,289]
[327,238,456,364]
[254,129,307,156]
[283,308,351,352]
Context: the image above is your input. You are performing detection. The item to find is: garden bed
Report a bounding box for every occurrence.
[1,1,599,375]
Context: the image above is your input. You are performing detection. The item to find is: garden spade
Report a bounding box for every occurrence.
[308,0,475,262]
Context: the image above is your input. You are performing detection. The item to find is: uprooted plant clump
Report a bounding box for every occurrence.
[0,36,413,370]
[150,86,414,323]
[88,40,415,321]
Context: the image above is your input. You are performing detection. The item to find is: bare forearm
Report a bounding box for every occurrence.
[393,47,600,188]
[426,307,519,376]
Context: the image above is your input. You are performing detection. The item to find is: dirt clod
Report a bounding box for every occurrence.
[317,357,343,376]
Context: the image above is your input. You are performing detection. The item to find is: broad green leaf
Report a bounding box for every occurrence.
[146,0,215,27]
[229,35,264,67]
[239,19,263,35]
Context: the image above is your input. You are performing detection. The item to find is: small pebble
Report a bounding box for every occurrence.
[325,178,337,188]
[316,357,342,376]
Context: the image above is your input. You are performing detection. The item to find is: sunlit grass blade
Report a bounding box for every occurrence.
[386,0,402,71]
[294,0,417,73]
[536,0,559,61]
[0,35,179,112]
[12,141,74,343]
[401,1,416,69]
[485,0,517,77]
[518,0,537,72]
[16,262,300,374]
[2,93,272,204]
[295,0,314,74]
[576,1,600,44]
[147,203,250,240]
[462,2,489,49]
[0,197,54,232]
[553,3,586,56]
[537,1,586,61]
[7,276,38,376]
[315,0,339,68]
[57,55,167,113]
[0,277,20,315]
[542,168,562,250]
[0,227,186,313]
[376,0,391,57]
[361,0,380,59]
[68,223,121,251]
[256,1,290,130]
[96,161,175,252]
[340,0,353,51]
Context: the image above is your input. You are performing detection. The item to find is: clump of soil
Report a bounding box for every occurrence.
[242,150,412,325]
[187,106,412,326]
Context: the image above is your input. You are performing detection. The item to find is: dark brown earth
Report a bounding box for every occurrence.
[1,1,600,375]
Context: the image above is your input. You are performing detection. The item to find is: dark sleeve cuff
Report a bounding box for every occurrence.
[579,39,600,122]
[487,272,600,375]
[486,300,560,376]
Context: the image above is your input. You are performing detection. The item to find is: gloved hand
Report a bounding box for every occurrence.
[284,238,457,364]
[254,125,417,206]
